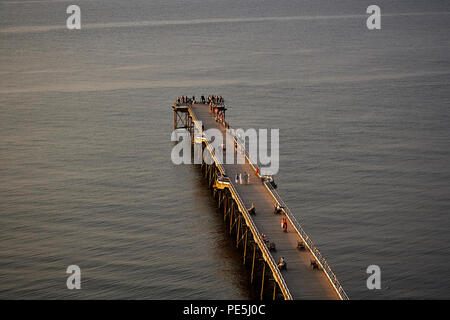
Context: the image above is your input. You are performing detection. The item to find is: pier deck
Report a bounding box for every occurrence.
[173,100,348,300]
[191,103,338,300]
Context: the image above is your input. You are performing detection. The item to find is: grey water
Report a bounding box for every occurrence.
[1,0,450,299]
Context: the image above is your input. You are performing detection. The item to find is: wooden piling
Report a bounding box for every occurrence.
[243,230,248,265]
[260,263,266,300]
[236,215,241,247]
[251,245,256,284]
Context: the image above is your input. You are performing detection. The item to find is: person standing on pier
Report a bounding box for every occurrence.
[278,257,286,270]
[248,202,255,215]
[235,173,239,184]
[281,218,288,233]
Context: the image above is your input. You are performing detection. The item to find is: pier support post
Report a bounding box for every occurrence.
[229,205,233,234]
[251,245,256,284]
[273,281,277,300]
[223,194,227,216]
[173,109,177,129]
[236,215,241,247]
[224,201,228,221]
[260,263,266,300]
[207,165,211,186]
[210,166,214,187]
[243,230,248,265]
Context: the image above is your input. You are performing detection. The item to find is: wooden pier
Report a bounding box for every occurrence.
[172,98,349,300]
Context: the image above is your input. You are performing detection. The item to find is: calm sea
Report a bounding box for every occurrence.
[1,0,449,299]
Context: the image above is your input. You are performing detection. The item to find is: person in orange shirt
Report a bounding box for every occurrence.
[281,218,287,233]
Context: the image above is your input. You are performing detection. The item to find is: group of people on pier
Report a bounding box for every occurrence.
[207,95,224,105]
[212,103,226,124]
[176,95,195,104]
[175,94,225,106]
[235,172,250,185]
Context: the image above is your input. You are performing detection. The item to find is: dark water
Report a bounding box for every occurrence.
[1,0,449,299]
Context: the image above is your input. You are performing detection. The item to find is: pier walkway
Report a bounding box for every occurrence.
[172,99,348,300]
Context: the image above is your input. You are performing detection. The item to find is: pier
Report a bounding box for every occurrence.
[172,97,349,300]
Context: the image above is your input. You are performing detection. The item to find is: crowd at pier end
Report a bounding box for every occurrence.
[175,95,225,106]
